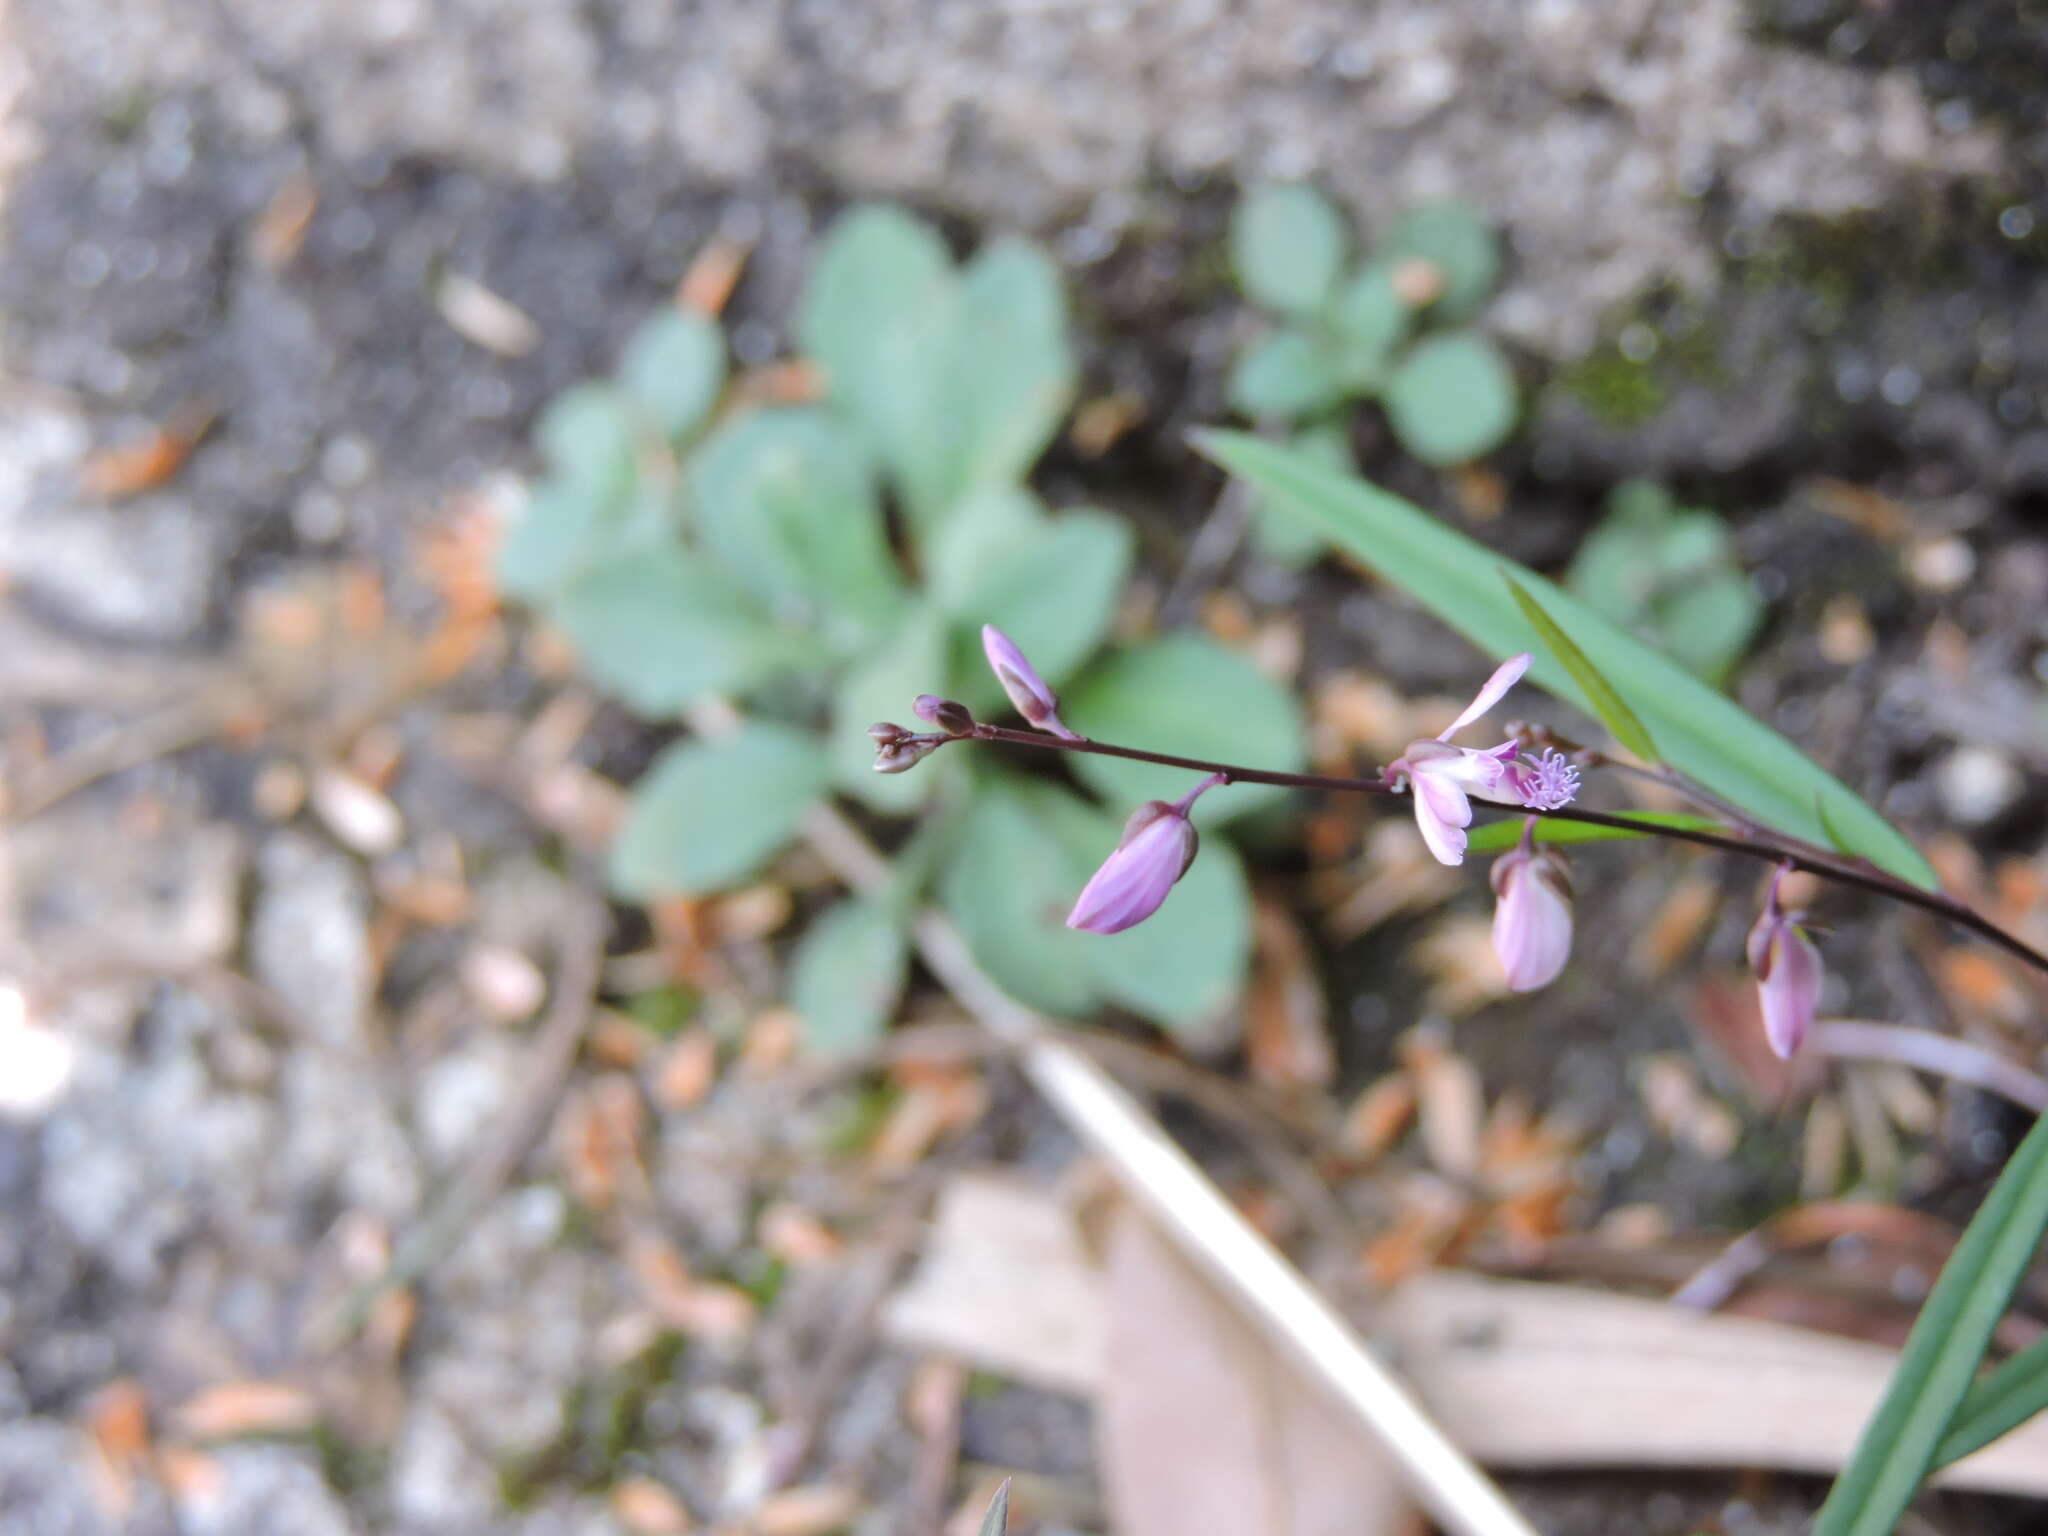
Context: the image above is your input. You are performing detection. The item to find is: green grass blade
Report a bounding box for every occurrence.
[1814,1109,2048,1534]
[1464,811,1726,854]
[976,1479,1012,1536]
[1931,1334,2048,1470]
[1193,429,1936,890]
[1504,573,1658,763]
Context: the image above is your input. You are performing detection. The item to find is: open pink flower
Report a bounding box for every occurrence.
[1388,654,1573,866]
[1748,866,1823,1059]
[1490,837,1574,992]
[1067,774,1223,934]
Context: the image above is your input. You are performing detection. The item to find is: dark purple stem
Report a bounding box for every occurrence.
[964,722,2048,978]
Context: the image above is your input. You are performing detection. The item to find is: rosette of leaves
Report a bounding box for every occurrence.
[497,206,1305,1051]
[1225,185,1519,565]
[1566,479,1763,684]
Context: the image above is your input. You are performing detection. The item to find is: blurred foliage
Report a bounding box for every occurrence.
[1566,479,1763,685]
[500,205,1305,1048]
[1227,185,1520,565]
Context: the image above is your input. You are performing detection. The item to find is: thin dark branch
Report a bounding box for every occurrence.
[957,723,2048,978]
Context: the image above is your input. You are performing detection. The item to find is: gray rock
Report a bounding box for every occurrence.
[177,1445,359,1536]
[0,404,219,644]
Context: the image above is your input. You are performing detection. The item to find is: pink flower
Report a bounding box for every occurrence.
[1389,654,1571,866]
[1748,866,1823,1059]
[1067,774,1223,935]
[982,625,1081,741]
[1490,839,1574,992]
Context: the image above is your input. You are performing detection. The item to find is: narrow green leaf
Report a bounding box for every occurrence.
[1464,811,1726,854]
[554,546,797,716]
[1383,330,1518,466]
[609,723,829,896]
[1814,1109,2048,1534]
[976,1479,1012,1536]
[1503,574,1659,763]
[1062,637,1307,828]
[790,898,909,1055]
[1248,419,1351,569]
[1230,184,1349,318]
[620,309,727,439]
[1932,1334,2048,1470]
[1192,430,1937,889]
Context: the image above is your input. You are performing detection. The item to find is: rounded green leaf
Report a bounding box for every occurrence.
[1379,201,1500,320]
[1230,184,1349,317]
[952,509,1133,692]
[943,240,1077,513]
[1062,637,1306,826]
[555,545,795,715]
[1384,331,1518,465]
[1659,572,1762,684]
[1226,329,1349,421]
[941,780,1102,1017]
[1326,261,1412,388]
[610,723,829,896]
[687,408,899,634]
[536,382,639,506]
[497,476,626,602]
[621,309,727,439]
[790,898,908,1055]
[799,204,960,524]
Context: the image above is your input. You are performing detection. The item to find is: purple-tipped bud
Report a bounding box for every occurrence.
[1747,906,1822,1061]
[1066,773,1225,935]
[1489,842,1574,992]
[1066,801,1200,934]
[913,694,976,734]
[869,722,940,775]
[1747,867,1822,1059]
[981,625,1081,741]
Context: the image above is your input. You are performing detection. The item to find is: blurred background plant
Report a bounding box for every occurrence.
[497,205,1306,1050]
[1566,478,1764,685]
[1225,185,1519,567]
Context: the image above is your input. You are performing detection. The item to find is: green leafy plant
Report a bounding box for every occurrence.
[498,206,1303,1050]
[1566,478,1763,684]
[1225,186,1519,566]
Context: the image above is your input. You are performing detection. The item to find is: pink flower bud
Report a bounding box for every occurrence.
[1489,842,1574,992]
[913,694,975,734]
[1066,773,1225,935]
[1747,868,1823,1059]
[981,625,1081,741]
[1066,801,1200,934]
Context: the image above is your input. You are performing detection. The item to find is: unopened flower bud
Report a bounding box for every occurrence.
[1066,773,1225,935]
[913,694,976,734]
[1489,840,1573,992]
[981,624,1081,741]
[1748,866,1822,1059]
[869,722,939,775]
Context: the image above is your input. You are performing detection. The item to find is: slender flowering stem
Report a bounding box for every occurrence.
[954,721,2048,978]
